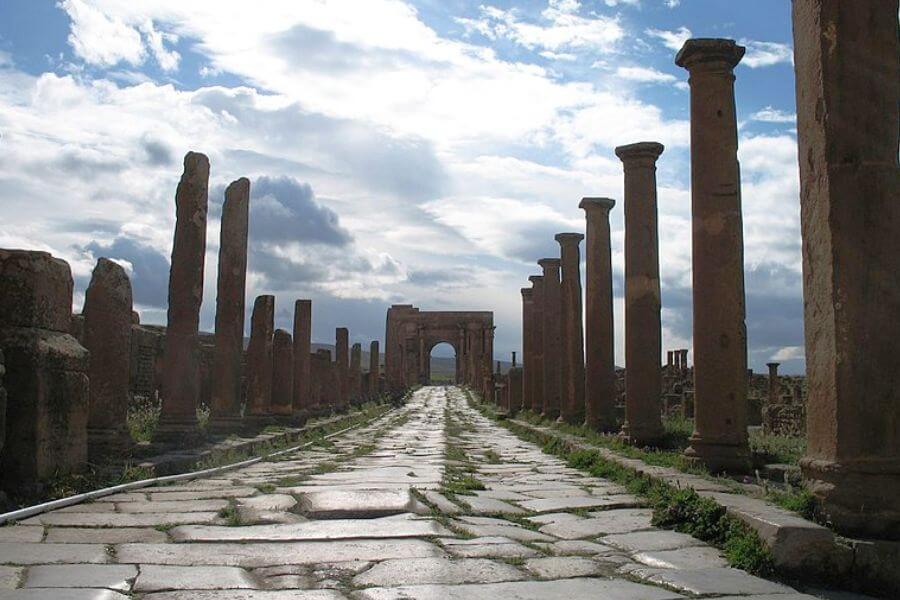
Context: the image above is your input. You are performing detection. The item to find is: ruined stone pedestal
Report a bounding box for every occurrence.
[793,0,900,538]
[0,250,89,491]
[537,259,561,419]
[209,178,250,434]
[156,152,209,445]
[616,143,665,446]
[555,233,585,425]
[677,39,751,473]
[580,197,617,432]
[83,258,133,460]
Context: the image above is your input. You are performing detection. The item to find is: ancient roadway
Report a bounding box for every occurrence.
[0,387,820,599]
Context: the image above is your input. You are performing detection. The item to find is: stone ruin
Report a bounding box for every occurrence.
[0,154,385,495]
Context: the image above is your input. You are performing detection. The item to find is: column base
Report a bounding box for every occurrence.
[87,427,132,463]
[153,417,205,447]
[206,415,246,436]
[618,422,665,447]
[683,435,751,474]
[801,456,900,540]
[585,419,618,434]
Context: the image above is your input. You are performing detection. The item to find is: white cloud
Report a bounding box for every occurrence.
[645,26,692,51]
[665,0,680,7]
[140,21,180,72]
[615,66,677,84]
[60,0,145,67]
[750,106,796,123]
[741,40,793,68]
[604,0,640,6]
[772,346,804,361]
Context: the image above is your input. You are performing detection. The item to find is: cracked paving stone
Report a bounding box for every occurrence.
[0,543,109,565]
[628,566,796,595]
[350,577,685,599]
[133,565,258,592]
[0,591,129,599]
[523,556,611,579]
[632,546,729,569]
[44,527,168,544]
[296,488,425,519]
[137,591,347,599]
[538,508,654,538]
[22,512,221,528]
[352,557,526,587]
[602,530,706,553]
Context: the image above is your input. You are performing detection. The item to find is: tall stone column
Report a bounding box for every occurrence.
[528,275,545,414]
[369,340,380,398]
[766,362,780,407]
[0,350,5,460]
[793,0,900,537]
[615,142,665,446]
[292,299,312,416]
[580,198,617,431]
[520,287,534,412]
[555,233,585,425]
[350,343,362,404]
[335,327,349,411]
[0,250,89,488]
[271,329,294,417]
[83,258,133,458]
[246,295,275,419]
[210,178,250,432]
[157,151,209,444]
[538,259,561,418]
[680,349,688,371]
[677,39,751,472]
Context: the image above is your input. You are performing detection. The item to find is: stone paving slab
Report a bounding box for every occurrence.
[0,543,110,565]
[44,527,168,544]
[296,488,424,519]
[140,591,347,599]
[22,565,136,591]
[350,578,685,599]
[627,566,797,595]
[537,508,654,538]
[515,494,643,513]
[0,527,43,543]
[353,557,525,586]
[133,565,257,592]
[0,567,21,589]
[22,511,221,528]
[0,590,129,599]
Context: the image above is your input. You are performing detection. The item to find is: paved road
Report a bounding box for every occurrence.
[0,386,827,599]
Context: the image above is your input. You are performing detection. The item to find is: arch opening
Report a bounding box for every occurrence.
[428,341,457,385]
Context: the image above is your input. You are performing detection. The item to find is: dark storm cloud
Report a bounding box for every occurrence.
[45,148,127,179]
[250,176,353,247]
[83,236,170,307]
[191,88,447,202]
[140,135,174,166]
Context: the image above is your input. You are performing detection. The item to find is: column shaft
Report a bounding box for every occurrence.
[246,295,275,418]
[292,300,312,415]
[556,233,586,424]
[529,276,546,414]
[538,260,561,418]
[520,288,534,411]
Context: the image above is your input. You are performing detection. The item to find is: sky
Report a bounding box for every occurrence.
[0,0,804,373]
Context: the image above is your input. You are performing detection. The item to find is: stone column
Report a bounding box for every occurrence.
[680,349,688,371]
[520,287,534,411]
[156,152,209,444]
[766,362,780,408]
[246,295,275,419]
[83,258,133,459]
[271,329,294,417]
[667,351,674,370]
[292,299,312,416]
[555,233,585,425]
[580,198,617,431]
[369,340,380,398]
[508,367,523,415]
[0,350,5,459]
[676,39,751,472]
[210,178,250,432]
[537,259,561,418]
[335,327,349,411]
[615,142,665,446]
[528,275,545,414]
[350,343,362,404]
[793,0,900,537]
[0,250,89,488]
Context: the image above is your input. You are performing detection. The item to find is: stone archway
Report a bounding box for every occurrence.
[384,304,494,395]
[425,341,457,385]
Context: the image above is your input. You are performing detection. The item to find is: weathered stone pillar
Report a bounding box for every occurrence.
[667,351,674,370]
[793,0,900,537]
[680,349,688,371]
[537,259,561,419]
[335,327,349,411]
[369,340,380,399]
[0,250,89,489]
[520,287,534,412]
[508,367,523,415]
[580,198,617,431]
[615,142,665,446]
[246,295,275,419]
[677,39,751,472]
[156,152,209,444]
[292,299,312,416]
[766,362,780,408]
[528,275,545,414]
[83,258,133,459]
[0,350,5,459]
[555,233,585,425]
[350,343,362,404]
[271,329,294,417]
[209,178,250,432]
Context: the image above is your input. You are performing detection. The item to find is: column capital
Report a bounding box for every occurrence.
[579,197,616,212]
[766,362,780,370]
[537,257,561,270]
[554,232,584,245]
[520,287,533,299]
[528,274,544,286]
[675,38,745,71]
[615,142,665,164]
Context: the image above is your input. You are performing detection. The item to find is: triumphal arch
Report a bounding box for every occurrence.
[384,304,494,393]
